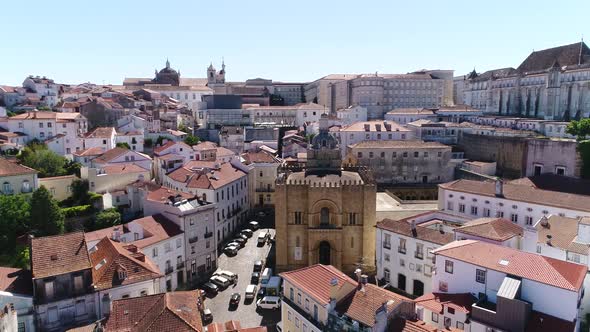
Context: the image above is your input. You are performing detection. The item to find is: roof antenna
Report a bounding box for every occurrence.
[579,36,585,65]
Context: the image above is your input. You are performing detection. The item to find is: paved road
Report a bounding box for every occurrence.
[204,226,280,330]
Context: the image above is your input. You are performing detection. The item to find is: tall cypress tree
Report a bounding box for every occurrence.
[30,186,64,236]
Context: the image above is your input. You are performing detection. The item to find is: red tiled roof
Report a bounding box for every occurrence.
[73,147,104,157]
[104,291,203,332]
[415,292,476,315]
[103,163,149,175]
[84,127,115,139]
[89,237,161,290]
[439,179,590,213]
[535,215,589,255]
[0,267,33,296]
[240,151,278,164]
[454,218,523,242]
[31,232,91,279]
[279,264,356,305]
[341,120,410,132]
[335,283,411,327]
[376,219,455,245]
[9,111,82,121]
[433,240,587,291]
[192,141,217,151]
[0,158,38,176]
[154,141,192,155]
[92,147,130,163]
[130,215,183,249]
[167,161,246,190]
[146,186,193,203]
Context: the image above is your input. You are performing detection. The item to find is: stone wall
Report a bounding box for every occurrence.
[457,134,527,178]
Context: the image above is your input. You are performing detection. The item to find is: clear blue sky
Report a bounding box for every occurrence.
[1,0,588,86]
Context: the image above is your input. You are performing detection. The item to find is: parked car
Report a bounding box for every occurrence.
[261,268,272,285]
[249,221,260,230]
[232,238,246,247]
[214,270,237,282]
[251,272,260,284]
[224,245,238,256]
[229,293,241,306]
[202,308,213,322]
[257,211,266,218]
[210,275,231,289]
[257,233,268,246]
[253,260,265,272]
[202,282,219,295]
[245,284,258,300]
[256,296,281,310]
[237,234,248,241]
[226,241,241,249]
[241,229,253,238]
[257,287,266,300]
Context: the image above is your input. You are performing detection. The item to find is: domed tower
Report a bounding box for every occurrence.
[305,113,341,175]
[218,59,226,83]
[153,59,180,85]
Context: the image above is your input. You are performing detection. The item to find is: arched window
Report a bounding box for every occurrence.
[202,193,207,202]
[383,268,391,282]
[320,207,329,225]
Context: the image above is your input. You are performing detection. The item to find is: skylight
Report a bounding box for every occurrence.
[499,259,510,266]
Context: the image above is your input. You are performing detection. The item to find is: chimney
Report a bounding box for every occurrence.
[540,215,549,227]
[131,252,145,262]
[495,179,504,197]
[329,277,339,301]
[411,220,417,237]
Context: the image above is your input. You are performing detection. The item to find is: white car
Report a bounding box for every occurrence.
[256,296,281,309]
[245,284,258,300]
[224,245,238,256]
[227,241,241,249]
[249,221,260,230]
[214,270,237,282]
[210,275,231,289]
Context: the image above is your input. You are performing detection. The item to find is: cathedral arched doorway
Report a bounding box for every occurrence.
[319,241,331,265]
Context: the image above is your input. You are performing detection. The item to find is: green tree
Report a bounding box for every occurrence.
[155,136,166,146]
[0,195,31,252]
[64,160,82,177]
[116,142,130,149]
[144,138,153,148]
[184,134,200,146]
[69,179,91,205]
[92,208,121,231]
[18,144,68,177]
[566,119,590,141]
[30,186,64,236]
[177,123,189,133]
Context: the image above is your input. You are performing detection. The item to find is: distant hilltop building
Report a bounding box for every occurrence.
[457,41,590,120]
[304,69,455,119]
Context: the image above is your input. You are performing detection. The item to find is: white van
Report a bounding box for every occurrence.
[245,284,258,299]
[261,268,272,285]
[215,270,237,282]
[256,296,281,309]
[210,275,231,289]
[257,232,267,245]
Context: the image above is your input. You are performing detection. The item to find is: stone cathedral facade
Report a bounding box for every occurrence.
[463,41,590,120]
[274,114,376,274]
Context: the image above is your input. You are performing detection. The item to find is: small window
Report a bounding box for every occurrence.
[445,260,453,274]
[432,312,439,323]
[476,269,486,283]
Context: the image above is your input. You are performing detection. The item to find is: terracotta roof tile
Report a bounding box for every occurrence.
[535,215,590,255]
[0,267,33,296]
[415,292,476,315]
[240,151,279,164]
[433,240,587,291]
[335,283,411,327]
[154,141,192,155]
[146,187,193,203]
[350,140,449,149]
[31,232,91,278]
[439,179,590,213]
[84,127,115,139]
[279,264,356,306]
[92,147,132,164]
[103,163,149,175]
[104,291,203,332]
[130,215,183,249]
[376,219,455,245]
[89,237,161,290]
[0,158,38,176]
[517,42,590,73]
[389,317,456,332]
[9,111,82,121]
[73,147,105,157]
[193,141,217,151]
[454,218,523,242]
[166,161,246,190]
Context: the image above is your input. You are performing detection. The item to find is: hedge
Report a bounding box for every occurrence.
[62,205,94,217]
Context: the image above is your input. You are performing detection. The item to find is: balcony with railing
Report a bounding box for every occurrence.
[383,242,391,250]
[204,232,213,239]
[414,251,424,260]
[398,246,406,254]
[188,236,198,244]
[165,266,174,274]
[177,262,185,269]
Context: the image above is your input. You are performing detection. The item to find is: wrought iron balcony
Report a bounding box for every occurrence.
[188,236,198,244]
[204,232,213,239]
[177,262,185,269]
[398,246,406,254]
[165,266,174,274]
